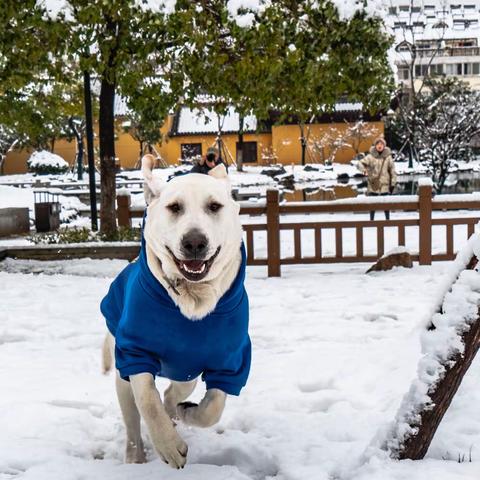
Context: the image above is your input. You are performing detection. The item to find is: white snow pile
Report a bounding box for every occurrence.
[27,150,69,171]
[227,0,264,27]
[333,0,388,20]
[371,231,480,459]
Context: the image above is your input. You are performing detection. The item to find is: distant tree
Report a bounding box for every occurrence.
[414,77,480,192]
[261,1,394,166]
[121,109,164,169]
[389,0,447,164]
[45,2,179,234]
[169,1,286,171]
[0,125,18,175]
[310,126,350,164]
[1,79,84,153]
[345,120,381,156]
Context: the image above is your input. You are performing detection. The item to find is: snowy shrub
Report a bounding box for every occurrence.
[27,150,69,175]
[28,227,141,244]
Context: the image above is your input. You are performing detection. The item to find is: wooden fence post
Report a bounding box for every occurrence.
[266,189,281,277]
[418,179,433,265]
[117,192,132,228]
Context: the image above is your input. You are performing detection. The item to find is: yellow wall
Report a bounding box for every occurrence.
[271,122,384,165]
[3,117,384,174]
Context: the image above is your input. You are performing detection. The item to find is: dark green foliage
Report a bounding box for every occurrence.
[29,226,141,244]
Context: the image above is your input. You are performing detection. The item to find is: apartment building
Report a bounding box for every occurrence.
[387,1,480,89]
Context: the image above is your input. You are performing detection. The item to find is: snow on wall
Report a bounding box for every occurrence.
[367,229,480,459]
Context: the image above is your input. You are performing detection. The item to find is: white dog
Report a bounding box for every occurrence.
[101,154,251,469]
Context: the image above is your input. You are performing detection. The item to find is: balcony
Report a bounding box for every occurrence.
[416,46,480,58]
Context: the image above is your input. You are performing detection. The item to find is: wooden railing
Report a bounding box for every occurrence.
[117,183,480,277]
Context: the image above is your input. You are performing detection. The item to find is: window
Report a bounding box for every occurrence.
[394,21,407,29]
[464,4,476,10]
[398,67,410,80]
[180,143,202,160]
[464,63,480,74]
[237,142,258,163]
[414,64,429,77]
[445,63,463,75]
[430,64,444,75]
[388,6,397,14]
[399,5,409,12]
[451,4,462,9]
[453,19,466,29]
[411,6,421,13]
[424,4,435,10]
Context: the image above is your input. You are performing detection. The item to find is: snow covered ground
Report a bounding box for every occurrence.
[1,258,480,479]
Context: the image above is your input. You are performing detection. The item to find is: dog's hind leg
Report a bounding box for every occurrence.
[116,371,147,464]
[164,379,198,419]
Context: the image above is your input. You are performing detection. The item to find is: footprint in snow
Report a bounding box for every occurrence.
[195,446,279,480]
[362,312,398,323]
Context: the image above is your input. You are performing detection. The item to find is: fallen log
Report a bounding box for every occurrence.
[377,232,480,460]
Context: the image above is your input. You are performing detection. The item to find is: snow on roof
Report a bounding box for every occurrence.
[175,107,258,135]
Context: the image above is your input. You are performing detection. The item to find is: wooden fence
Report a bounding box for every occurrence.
[117,183,480,277]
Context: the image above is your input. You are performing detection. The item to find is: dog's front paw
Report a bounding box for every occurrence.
[156,426,188,469]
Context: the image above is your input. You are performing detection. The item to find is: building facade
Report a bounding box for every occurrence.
[3,104,384,174]
[387,0,480,89]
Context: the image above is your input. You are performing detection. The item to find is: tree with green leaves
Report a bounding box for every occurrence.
[61,2,178,233]
[260,1,394,165]
[1,79,85,153]
[169,1,394,168]
[169,1,284,171]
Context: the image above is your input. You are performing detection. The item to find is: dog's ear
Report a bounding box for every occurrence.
[142,154,162,204]
[208,163,228,180]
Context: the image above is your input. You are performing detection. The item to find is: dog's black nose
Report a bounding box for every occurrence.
[181,229,209,258]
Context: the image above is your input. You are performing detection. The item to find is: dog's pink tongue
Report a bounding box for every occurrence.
[183,260,204,271]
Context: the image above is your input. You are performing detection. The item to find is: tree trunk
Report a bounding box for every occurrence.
[68,117,83,180]
[237,115,244,172]
[99,77,117,235]
[396,255,480,460]
[299,123,306,166]
[0,155,5,175]
[50,137,55,153]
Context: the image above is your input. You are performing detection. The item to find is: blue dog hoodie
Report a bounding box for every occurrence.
[101,235,251,396]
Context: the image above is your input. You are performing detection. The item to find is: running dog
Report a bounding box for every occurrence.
[101,155,251,469]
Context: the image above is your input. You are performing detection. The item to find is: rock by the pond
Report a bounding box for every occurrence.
[303,165,321,172]
[367,247,413,273]
[260,166,287,178]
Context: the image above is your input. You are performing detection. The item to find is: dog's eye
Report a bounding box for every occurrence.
[167,202,182,214]
[208,202,223,213]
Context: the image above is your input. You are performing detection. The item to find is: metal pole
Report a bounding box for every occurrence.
[83,70,98,231]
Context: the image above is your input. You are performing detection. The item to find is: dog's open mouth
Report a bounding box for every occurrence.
[167,246,221,282]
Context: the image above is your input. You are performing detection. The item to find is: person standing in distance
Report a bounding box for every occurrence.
[357,138,397,221]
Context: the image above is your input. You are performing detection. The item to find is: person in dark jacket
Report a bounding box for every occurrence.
[191,146,228,174]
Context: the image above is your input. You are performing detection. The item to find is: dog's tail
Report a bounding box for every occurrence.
[102,333,113,374]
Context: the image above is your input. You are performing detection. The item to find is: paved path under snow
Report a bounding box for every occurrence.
[1,260,480,480]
